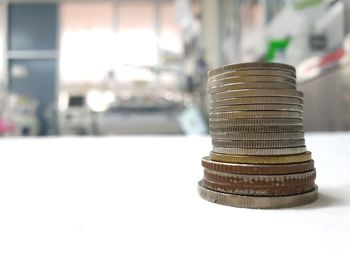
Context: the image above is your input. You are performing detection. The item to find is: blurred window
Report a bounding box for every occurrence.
[59,1,186,98]
[160,0,182,55]
[116,0,156,68]
[60,2,114,83]
[114,0,157,90]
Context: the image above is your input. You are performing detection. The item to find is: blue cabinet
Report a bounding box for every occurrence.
[7,4,58,135]
[8,4,58,51]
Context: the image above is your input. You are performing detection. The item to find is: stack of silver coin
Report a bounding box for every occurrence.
[198,62,318,209]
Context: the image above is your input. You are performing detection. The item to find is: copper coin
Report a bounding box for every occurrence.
[202,169,316,196]
[201,157,314,175]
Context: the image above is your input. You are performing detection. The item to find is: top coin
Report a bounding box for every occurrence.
[208,62,296,78]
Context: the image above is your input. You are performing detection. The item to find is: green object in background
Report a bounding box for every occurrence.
[265,38,290,62]
[294,0,323,10]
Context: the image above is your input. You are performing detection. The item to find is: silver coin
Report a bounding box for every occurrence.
[207,76,296,89]
[209,125,304,133]
[208,82,296,94]
[211,89,303,100]
[209,118,303,126]
[208,69,296,82]
[208,62,295,78]
[210,131,305,140]
[210,104,303,113]
[198,181,318,209]
[209,111,303,119]
[212,139,305,149]
[212,146,307,155]
[211,96,303,107]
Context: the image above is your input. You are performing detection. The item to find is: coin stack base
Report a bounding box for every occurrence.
[198,181,318,209]
[199,62,318,209]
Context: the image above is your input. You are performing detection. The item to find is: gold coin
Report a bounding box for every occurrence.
[211,96,303,107]
[210,151,312,164]
[211,89,303,100]
[209,111,303,119]
[210,104,303,113]
[208,62,295,78]
[207,76,296,88]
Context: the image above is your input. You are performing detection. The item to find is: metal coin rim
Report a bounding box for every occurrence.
[209,118,303,126]
[208,69,296,81]
[209,111,303,119]
[211,97,303,107]
[202,179,315,197]
[207,76,296,88]
[210,132,305,140]
[203,168,316,180]
[211,89,304,100]
[198,181,318,209]
[209,151,312,164]
[212,146,307,156]
[202,169,316,196]
[212,139,305,149]
[208,83,297,94]
[208,77,296,89]
[209,126,304,133]
[210,104,303,113]
[208,62,296,78]
[201,156,314,175]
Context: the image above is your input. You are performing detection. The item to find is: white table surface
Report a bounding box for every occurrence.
[0,133,349,263]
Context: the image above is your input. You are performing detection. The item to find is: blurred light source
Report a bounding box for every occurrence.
[60,2,114,83]
[58,92,69,112]
[116,30,157,67]
[87,90,114,112]
[61,29,115,82]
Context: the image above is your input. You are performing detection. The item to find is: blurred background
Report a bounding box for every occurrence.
[0,0,348,137]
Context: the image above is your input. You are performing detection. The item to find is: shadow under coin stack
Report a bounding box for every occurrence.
[198,62,318,209]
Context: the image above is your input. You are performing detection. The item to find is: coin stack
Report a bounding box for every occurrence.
[198,62,318,209]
